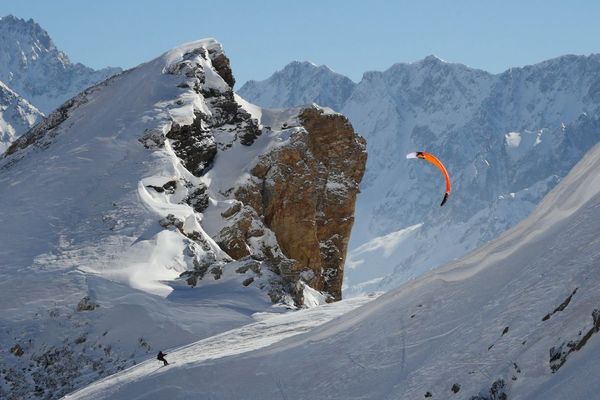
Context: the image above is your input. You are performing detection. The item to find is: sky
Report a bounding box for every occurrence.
[2,0,600,87]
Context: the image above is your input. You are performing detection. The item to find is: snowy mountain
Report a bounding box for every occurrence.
[0,39,365,399]
[65,140,600,400]
[0,80,42,153]
[239,54,600,295]
[0,15,121,114]
[240,61,355,111]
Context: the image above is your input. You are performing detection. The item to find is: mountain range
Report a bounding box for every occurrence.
[239,54,600,295]
[0,15,121,153]
[2,13,600,400]
[0,15,121,114]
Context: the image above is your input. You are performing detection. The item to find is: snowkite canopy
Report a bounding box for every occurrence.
[406,151,451,206]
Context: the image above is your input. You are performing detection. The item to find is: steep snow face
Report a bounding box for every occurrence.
[0,80,42,153]
[239,54,600,295]
[0,15,121,113]
[65,141,600,400]
[239,61,356,111]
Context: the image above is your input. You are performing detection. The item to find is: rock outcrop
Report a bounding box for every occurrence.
[233,107,367,301]
[163,47,260,175]
[154,43,367,304]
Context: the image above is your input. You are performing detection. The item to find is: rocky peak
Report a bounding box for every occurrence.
[232,106,367,301]
[0,15,121,113]
[208,48,235,87]
[2,37,366,307]
[238,61,356,111]
[0,15,54,50]
[281,61,322,75]
[0,80,43,154]
[419,54,446,66]
[142,45,367,304]
[161,44,260,176]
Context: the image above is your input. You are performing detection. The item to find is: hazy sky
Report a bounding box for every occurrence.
[2,0,600,87]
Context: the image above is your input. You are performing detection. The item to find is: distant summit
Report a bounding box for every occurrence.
[0,80,42,153]
[239,60,355,111]
[0,15,121,113]
[419,54,446,64]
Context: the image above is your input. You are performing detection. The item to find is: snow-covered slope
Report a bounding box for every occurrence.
[239,55,600,295]
[0,39,270,400]
[0,80,42,153]
[0,39,364,399]
[65,140,600,400]
[0,15,121,113]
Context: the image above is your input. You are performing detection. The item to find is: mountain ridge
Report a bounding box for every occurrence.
[0,79,43,153]
[0,14,121,114]
[240,60,356,111]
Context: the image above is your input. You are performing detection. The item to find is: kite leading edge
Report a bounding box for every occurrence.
[406,151,451,206]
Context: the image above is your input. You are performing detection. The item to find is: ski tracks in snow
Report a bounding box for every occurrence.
[64,295,376,399]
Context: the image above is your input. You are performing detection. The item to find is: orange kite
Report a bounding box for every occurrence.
[406,151,451,206]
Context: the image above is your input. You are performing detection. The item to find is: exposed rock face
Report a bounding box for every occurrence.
[163,47,260,176]
[234,107,367,301]
[218,203,263,259]
[209,49,235,87]
[549,308,600,373]
[166,112,217,175]
[76,296,99,312]
[159,44,366,303]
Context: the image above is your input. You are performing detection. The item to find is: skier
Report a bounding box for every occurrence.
[157,350,169,366]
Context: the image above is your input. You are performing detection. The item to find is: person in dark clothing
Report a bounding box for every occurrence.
[157,351,169,366]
